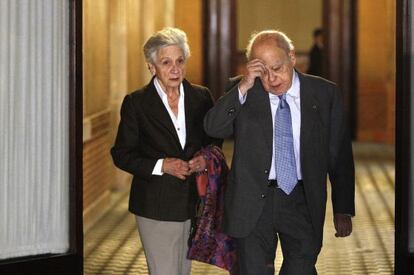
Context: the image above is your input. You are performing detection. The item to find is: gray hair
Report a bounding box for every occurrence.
[143,27,191,63]
[245,30,294,60]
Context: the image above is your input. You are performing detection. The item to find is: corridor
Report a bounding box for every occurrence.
[84,142,394,275]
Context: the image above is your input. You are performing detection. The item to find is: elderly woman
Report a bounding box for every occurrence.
[111,27,220,275]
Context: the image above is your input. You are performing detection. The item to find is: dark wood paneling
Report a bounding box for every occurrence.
[203,0,237,99]
[395,0,414,273]
[83,134,111,209]
[69,0,84,266]
[323,0,357,138]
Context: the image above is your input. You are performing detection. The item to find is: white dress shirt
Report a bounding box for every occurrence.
[152,77,186,175]
[238,71,302,180]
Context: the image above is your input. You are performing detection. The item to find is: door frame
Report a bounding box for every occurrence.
[395,0,414,273]
[0,0,83,273]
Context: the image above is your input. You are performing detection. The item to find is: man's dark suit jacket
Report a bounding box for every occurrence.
[111,78,219,222]
[204,72,355,245]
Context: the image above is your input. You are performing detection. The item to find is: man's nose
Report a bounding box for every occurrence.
[268,70,276,82]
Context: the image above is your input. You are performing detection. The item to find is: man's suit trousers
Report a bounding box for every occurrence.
[236,183,321,275]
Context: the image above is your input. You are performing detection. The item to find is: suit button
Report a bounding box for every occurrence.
[261,194,266,199]
[227,108,235,116]
[264,169,269,174]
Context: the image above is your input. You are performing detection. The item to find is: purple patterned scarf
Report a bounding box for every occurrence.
[187,146,238,275]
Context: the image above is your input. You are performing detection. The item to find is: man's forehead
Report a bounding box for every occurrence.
[269,61,285,67]
[252,49,288,63]
[253,43,287,56]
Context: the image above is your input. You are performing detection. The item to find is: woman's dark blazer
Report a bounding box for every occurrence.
[111,78,220,221]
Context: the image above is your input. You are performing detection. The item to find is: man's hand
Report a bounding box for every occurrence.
[162,158,190,180]
[188,155,207,174]
[334,213,352,237]
[238,59,268,95]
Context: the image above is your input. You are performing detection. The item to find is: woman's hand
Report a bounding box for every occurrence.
[162,158,190,180]
[188,155,207,174]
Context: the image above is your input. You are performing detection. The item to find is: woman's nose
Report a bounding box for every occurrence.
[171,64,178,73]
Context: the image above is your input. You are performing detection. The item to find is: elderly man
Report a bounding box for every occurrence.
[204,30,355,274]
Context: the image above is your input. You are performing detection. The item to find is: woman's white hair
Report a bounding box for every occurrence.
[143,27,190,63]
[245,30,294,60]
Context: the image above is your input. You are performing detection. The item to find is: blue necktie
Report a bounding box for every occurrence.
[275,94,297,194]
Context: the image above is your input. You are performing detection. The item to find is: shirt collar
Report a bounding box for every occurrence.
[286,70,300,98]
[154,77,184,101]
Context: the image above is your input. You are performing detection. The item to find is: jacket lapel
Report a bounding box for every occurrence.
[183,79,196,149]
[144,78,182,149]
[298,73,319,159]
[248,79,273,156]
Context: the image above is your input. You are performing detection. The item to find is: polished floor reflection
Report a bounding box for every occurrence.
[84,142,394,274]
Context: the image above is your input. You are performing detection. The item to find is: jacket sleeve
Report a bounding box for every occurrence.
[110,94,157,181]
[328,85,355,216]
[204,83,243,139]
[202,87,224,148]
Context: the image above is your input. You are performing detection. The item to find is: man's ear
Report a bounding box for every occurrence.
[288,51,296,66]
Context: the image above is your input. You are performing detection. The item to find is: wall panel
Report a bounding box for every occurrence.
[83,0,182,228]
[357,0,395,143]
[175,0,204,84]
